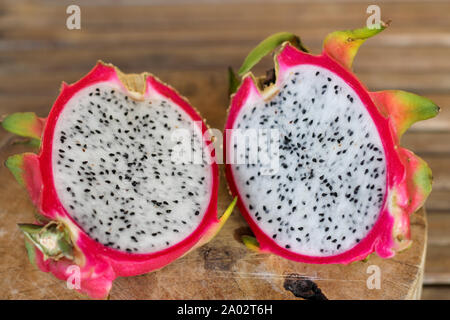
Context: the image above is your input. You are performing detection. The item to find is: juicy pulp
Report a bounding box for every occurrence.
[52,82,212,254]
[230,64,386,256]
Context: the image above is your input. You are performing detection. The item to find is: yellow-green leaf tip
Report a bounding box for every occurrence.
[242,235,261,252]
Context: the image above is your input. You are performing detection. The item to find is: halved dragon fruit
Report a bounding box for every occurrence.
[225,24,438,264]
[3,62,235,298]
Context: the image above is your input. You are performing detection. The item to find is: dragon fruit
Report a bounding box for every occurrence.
[225,24,438,264]
[2,62,236,298]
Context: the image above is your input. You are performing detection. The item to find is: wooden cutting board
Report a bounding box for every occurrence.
[0,139,426,300]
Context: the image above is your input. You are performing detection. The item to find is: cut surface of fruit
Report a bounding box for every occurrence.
[230,64,386,256]
[3,62,235,298]
[52,82,212,254]
[225,25,438,264]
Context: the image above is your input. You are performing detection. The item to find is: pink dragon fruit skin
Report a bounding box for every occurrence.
[225,24,438,264]
[3,62,236,299]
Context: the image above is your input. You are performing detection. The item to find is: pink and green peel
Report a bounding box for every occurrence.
[3,62,235,298]
[323,24,387,70]
[5,153,42,207]
[370,90,440,140]
[2,112,46,141]
[226,24,438,264]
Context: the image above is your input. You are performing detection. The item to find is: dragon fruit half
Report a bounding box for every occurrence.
[225,24,438,264]
[2,62,236,298]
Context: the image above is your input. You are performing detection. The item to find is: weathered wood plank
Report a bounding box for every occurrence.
[1,44,449,74]
[422,156,450,192]
[422,286,450,300]
[424,243,450,285]
[424,212,450,285]
[0,73,447,99]
[428,212,450,245]
[426,191,450,212]
[402,132,450,155]
[2,2,450,31]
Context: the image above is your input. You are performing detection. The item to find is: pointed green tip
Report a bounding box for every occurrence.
[398,94,439,138]
[242,235,261,252]
[324,22,388,70]
[217,196,237,229]
[348,23,386,39]
[401,92,440,125]
[237,32,307,76]
[5,154,26,187]
[24,240,37,267]
[18,223,43,234]
[191,197,238,250]
[2,112,43,141]
[326,21,388,45]
[371,90,440,137]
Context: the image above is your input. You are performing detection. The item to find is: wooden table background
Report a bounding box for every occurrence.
[0,0,449,299]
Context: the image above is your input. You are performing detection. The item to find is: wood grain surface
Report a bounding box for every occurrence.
[0,0,448,299]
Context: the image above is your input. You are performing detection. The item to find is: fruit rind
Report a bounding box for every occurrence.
[5,153,42,207]
[238,32,308,76]
[242,235,262,253]
[323,23,387,70]
[1,112,46,142]
[370,90,440,139]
